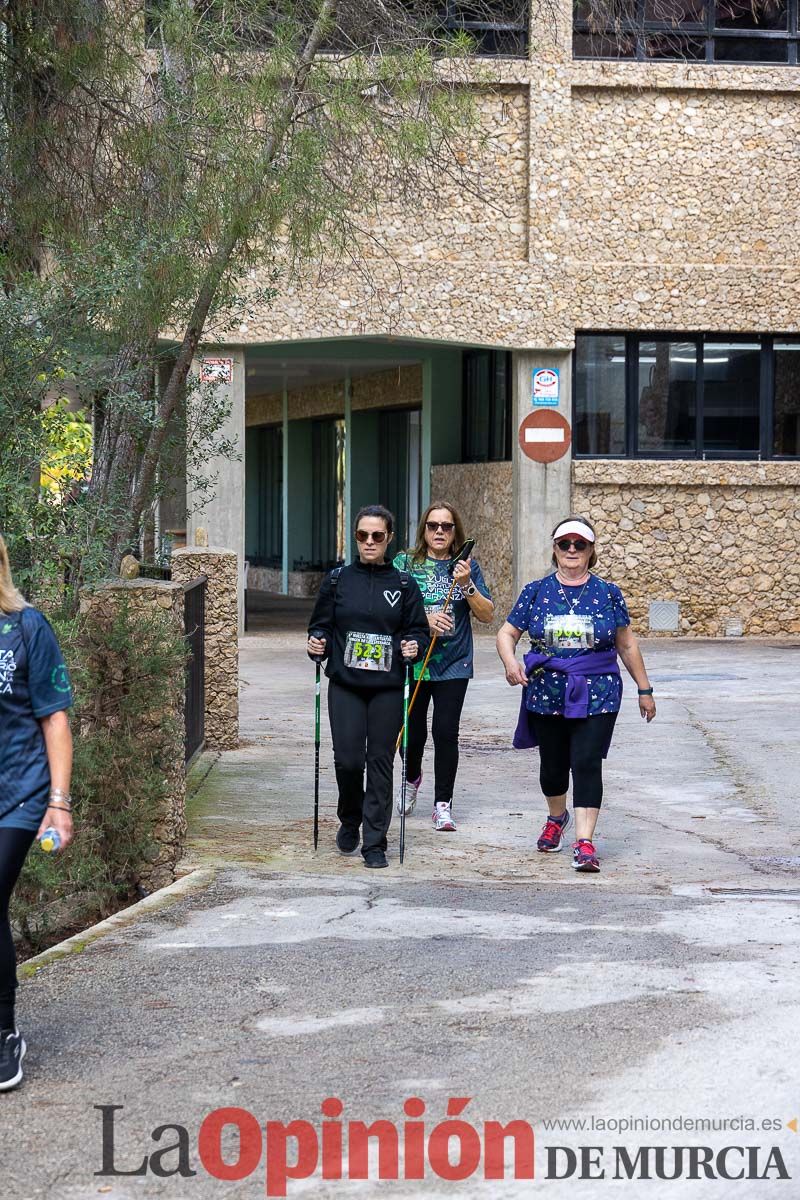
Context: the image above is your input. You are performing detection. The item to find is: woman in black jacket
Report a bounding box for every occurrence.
[307,505,429,868]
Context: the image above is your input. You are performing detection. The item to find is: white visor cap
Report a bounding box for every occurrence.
[553,520,595,544]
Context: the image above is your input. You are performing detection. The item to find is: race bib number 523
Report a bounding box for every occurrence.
[344,631,393,672]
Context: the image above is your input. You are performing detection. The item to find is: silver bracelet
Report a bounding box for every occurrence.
[50,788,72,806]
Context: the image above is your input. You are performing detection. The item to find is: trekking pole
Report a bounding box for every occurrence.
[400,658,411,864]
[394,576,458,754]
[394,537,475,753]
[310,632,325,850]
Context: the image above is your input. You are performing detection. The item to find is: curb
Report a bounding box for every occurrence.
[19,867,216,979]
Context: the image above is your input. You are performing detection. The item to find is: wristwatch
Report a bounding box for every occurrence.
[465,584,477,597]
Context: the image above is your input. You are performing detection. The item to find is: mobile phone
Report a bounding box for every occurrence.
[448,538,475,576]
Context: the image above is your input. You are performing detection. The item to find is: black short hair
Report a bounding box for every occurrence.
[354,505,394,535]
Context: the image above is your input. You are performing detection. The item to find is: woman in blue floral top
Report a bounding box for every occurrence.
[496,516,655,872]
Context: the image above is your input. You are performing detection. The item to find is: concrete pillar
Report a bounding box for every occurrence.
[186,348,246,631]
[512,350,573,597]
[171,547,239,751]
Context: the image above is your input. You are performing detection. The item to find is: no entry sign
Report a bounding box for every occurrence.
[518,409,572,464]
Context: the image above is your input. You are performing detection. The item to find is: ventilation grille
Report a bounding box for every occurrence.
[649,601,680,632]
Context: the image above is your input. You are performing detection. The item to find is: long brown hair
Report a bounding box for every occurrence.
[409,501,466,566]
[0,534,27,614]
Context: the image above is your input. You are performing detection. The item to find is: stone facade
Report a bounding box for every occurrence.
[172,547,239,750]
[209,21,800,350]
[431,462,514,631]
[207,4,800,639]
[78,580,187,891]
[573,461,800,636]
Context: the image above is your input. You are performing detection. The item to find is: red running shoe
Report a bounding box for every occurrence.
[537,810,570,852]
[572,839,600,872]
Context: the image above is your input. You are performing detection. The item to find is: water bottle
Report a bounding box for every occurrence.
[39,827,61,853]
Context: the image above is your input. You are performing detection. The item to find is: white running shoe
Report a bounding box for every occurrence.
[433,802,457,832]
[396,772,422,815]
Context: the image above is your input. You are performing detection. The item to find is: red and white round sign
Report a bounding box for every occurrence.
[518,410,572,464]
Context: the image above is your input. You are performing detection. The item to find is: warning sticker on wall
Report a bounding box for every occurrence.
[532,368,560,406]
[200,357,234,385]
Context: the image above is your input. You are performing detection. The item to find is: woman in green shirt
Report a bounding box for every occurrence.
[394,501,494,831]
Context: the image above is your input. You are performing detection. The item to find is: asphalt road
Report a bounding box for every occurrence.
[5,633,800,1199]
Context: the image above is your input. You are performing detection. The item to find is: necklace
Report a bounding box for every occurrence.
[556,572,591,613]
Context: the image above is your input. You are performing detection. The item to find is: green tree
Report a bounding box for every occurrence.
[0,1,505,596]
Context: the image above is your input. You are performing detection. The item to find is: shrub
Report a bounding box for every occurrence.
[12,599,187,956]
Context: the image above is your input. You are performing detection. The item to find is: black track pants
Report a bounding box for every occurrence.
[0,827,37,1027]
[404,678,470,805]
[328,679,403,854]
[530,712,618,809]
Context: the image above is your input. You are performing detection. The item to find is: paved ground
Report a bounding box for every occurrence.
[6,629,800,1199]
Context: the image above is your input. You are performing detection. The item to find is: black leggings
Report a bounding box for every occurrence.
[531,713,618,810]
[0,828,37,1028]
[405,678,470,805]
[328,679,403,855]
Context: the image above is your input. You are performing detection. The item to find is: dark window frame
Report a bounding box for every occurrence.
[573,0,800,64]
[246,422,283,568]
[462,348,513,463]
[147,2,529,58]
[439,2,530,56]
[573,330,800,460]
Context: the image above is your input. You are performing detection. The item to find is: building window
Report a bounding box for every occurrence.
[637,340,697,454]
[310,417,345,569]
[147,3,529,58]
[245,424,283,567]
[702,339,760,453]
[462,349,513,462]
[575,335,627,455]
[574,332,800,459]
[573,0,799,64]
[774,339,800,455]
[439,2,530,56]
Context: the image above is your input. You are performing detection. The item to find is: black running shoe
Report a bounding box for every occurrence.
[363,848,388,869]
[336,825,360,855]
[0,1028,26,1092]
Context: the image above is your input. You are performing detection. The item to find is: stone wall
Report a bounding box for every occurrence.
[572,461,800,636]
[248,565,323,598]
[78,580,187,891]
[172,548,239,749]
[431,462,514,631]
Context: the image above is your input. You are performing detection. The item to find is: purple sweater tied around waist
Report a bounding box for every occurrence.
[513,647,622,757]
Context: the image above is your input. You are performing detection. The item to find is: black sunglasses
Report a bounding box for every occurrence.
[356,529,387,544]
[426,521,455,533]
[555,538,589,552]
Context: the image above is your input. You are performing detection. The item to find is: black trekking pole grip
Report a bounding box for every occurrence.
[309,629,327,664]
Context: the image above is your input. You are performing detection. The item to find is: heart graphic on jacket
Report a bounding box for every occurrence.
[383,590,401,608]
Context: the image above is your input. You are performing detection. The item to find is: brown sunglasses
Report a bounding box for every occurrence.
[356,529,387,544]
